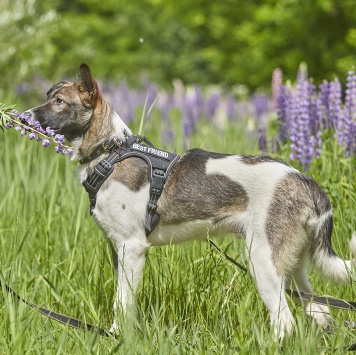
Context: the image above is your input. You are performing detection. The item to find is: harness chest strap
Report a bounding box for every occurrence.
[82,135,180,237]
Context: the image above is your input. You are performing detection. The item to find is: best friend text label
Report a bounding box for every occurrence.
[132,143,169,159]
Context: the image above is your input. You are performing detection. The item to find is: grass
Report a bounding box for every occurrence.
[0,110,356,354]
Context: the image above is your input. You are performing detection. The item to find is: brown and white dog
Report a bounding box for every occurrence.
[26,64,356,339]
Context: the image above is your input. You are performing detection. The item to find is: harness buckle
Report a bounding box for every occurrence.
[147,174,164,210]
[151,169,166,192]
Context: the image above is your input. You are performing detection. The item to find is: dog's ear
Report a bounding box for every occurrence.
[77,63,99,107]
[78,63,95,94]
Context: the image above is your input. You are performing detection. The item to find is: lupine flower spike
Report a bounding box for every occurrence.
[2,107,73,156]
[275,67,356,169]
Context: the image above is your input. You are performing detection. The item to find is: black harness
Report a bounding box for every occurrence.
[82,135,180,236]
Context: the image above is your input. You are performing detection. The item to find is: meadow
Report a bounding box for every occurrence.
[0,72,356,354]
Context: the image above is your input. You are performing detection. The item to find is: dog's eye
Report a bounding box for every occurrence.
[55,98,64,105]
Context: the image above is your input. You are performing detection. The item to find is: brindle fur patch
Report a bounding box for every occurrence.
[46,81,72,98]
[77,100,116,158]
[102,157,149,192]
[158,149,249,225]
[266,172,332,273]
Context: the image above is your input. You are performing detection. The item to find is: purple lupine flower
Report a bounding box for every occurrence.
[226,95,235,120]
[289,76,314,168]
[308,81,318,135]
[191,86,204,123]
[112,82,129,118]
[55,145,63,153]
[307,81,323,158]
[20,111,31,122]
[252,94,269,121]
[46,127,55,137]
[206,92,220,120]
[316,81,330,129]
[270,138,280,154]
[276,85,290,142]
[327,78,343,130]
[6,109,73,155]
[161,129,176,146]
[288,88,300,162]
[182,86,204,136]
[54,134,65,144]
[343,71,356,156]
[182,96,195,137]
[33,121,45,134]
[124,99,135,123]
[258,128,267,152]
[298,80,314,166]
[253,94,270,150]
[42,139,51,147]
[275,69,356,163]
[119,82,135,123]
[161,95,174,122]
[352,121,356,155]
[272,68,283,109]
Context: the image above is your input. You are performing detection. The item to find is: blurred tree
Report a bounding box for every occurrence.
[1,0,355,95]
[0,0,58,99]
[46,0,356,89]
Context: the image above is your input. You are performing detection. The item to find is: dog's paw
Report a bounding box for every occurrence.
[305,302,331,328]
[109,320,119,334]
[272,314,295,341]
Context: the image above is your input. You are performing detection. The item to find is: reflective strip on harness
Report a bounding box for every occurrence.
[82,135,180,237]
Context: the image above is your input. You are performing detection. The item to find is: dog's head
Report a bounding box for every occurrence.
[28,64,101,142]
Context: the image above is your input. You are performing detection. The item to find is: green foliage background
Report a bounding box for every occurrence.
[1,0,356,99]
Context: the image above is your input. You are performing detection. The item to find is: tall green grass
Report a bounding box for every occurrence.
[0,115,355,354]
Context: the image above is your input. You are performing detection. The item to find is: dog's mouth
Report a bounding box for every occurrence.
[24,110,51,128]
[39,121,62,136]
[25,107,90,142]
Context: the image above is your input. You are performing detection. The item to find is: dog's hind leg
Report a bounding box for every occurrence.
[290,264,331,328]
[110,237,149,333]
[247,234,294,340]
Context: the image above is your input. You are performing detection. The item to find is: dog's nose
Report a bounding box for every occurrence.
[23,110,33,119]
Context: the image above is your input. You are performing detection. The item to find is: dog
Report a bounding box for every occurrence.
[26,63,356,339]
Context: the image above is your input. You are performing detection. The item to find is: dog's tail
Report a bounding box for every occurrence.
[312,228,356,283]
[309,186,356,282]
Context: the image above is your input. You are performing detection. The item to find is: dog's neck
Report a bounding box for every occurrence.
[71,99,132,165]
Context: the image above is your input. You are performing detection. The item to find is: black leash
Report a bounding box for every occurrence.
[0,275,110,337]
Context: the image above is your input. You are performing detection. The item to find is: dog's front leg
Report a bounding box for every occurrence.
[110,237,149,333]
